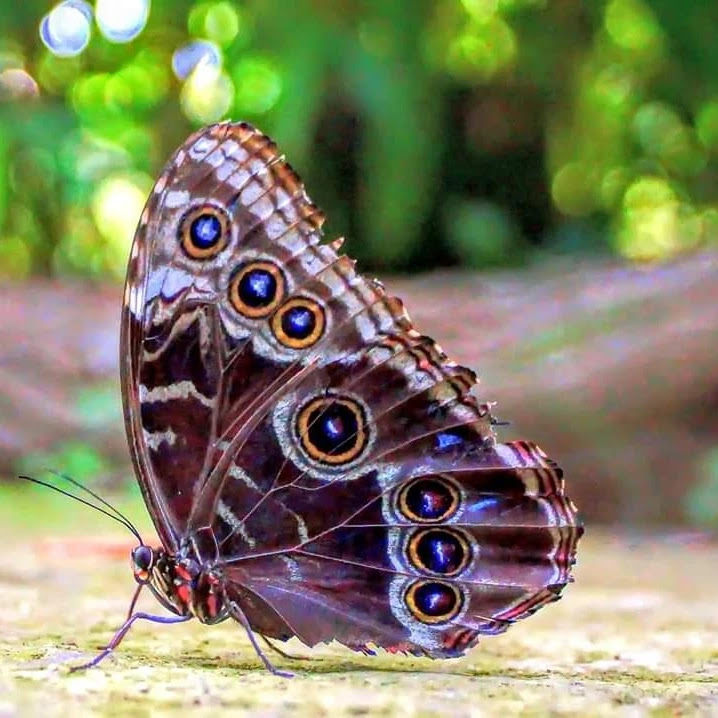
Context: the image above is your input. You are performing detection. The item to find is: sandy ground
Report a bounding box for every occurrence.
[1,529,717,717]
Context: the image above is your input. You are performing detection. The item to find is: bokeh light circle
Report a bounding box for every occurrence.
[40,1,93,57]
[204,2,240,47]
[92,173,152,277]
[232,56,282,115]
[95,0,150,43]
[172,41,221,81]
[180,62,234,124]
[0,69,40,100]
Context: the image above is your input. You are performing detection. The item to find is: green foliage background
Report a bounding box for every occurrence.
[2,0,718,280]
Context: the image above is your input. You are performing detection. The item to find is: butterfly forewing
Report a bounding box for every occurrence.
[120,121,583,659]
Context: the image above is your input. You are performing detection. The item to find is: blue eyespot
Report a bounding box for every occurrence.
[229,261,284,318]
[412,529,468,575]
[406,580,462,623]
[190,214,221,248]
[401,477,458,522]
[307,402,358,455]
[415,582,455,615]
[282,305,314,339]
[239,268,277,307]
[272,297,325,349]
[297,395,369,465]
[180,204,229,258]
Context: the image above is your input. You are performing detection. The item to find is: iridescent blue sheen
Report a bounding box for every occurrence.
[434,432,464,452]
[467,497,501,514]
[322,415,344,441]
[419,491,442,519]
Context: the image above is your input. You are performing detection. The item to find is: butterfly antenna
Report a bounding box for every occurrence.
[46,469,143,542]
[16,474,144,544]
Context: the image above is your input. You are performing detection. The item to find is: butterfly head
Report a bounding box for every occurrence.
[131,544,157,584]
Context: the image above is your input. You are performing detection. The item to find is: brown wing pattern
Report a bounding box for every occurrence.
[121,121,582,657]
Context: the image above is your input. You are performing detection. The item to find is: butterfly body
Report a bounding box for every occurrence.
[131,544,228,625]
[115,121,583,669]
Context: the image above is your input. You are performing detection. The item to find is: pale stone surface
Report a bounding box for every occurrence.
[2,529,717,716]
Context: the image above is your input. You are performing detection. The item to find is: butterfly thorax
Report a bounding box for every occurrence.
[133,545,229,624]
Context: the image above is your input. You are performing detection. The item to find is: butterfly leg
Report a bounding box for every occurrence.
[124,582,142,621]
[260,635,311,662]
[228,601,294,678]
[69,612,191,672]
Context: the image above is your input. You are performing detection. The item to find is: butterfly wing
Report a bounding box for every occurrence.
[221,423,580,656]
[121,123,329,551]
[121,122,582,656]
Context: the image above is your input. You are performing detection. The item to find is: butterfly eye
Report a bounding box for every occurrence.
[229,261,285,318]
[131,545,155,584]
[296,396,370,465]
[179,204,230,259]
[404,580,463,624]
[271,297,325,349]
[407,528,471,576]
[397,476,460,523]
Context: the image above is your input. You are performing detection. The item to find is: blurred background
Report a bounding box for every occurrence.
[0,0,716,532]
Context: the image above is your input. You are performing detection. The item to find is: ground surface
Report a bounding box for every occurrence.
[2,510,717,717]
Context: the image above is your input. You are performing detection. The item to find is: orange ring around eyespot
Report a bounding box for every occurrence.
[296,396,369,465]
[228,261,285,318]
[271,297,325,350]
[397,475,461,524]
[404,579,463,625]
[179,203,230,259]
[406,528,471,577]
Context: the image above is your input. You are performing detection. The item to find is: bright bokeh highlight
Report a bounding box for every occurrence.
[203,2,240,47]
[180,62,234,124]
[95,0,150,43]
[39,1,92,57]
[172,40,222,80]
[617,176,702,260]
[3,0,718,280]
[91,174,151,277]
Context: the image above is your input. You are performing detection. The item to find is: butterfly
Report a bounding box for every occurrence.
[79,121,582,675]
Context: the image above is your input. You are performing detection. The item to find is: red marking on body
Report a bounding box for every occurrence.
[175,565,193,581]
[206,592,218,618]
[176,584,191,606]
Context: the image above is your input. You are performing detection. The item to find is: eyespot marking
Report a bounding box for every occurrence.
[397,476,461,523]
[407,528,471,576]
[404,580,463,624]
[271,296,325,349]
[179,203,230,259]
[228,260,285,318]
[295,395,370,465]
